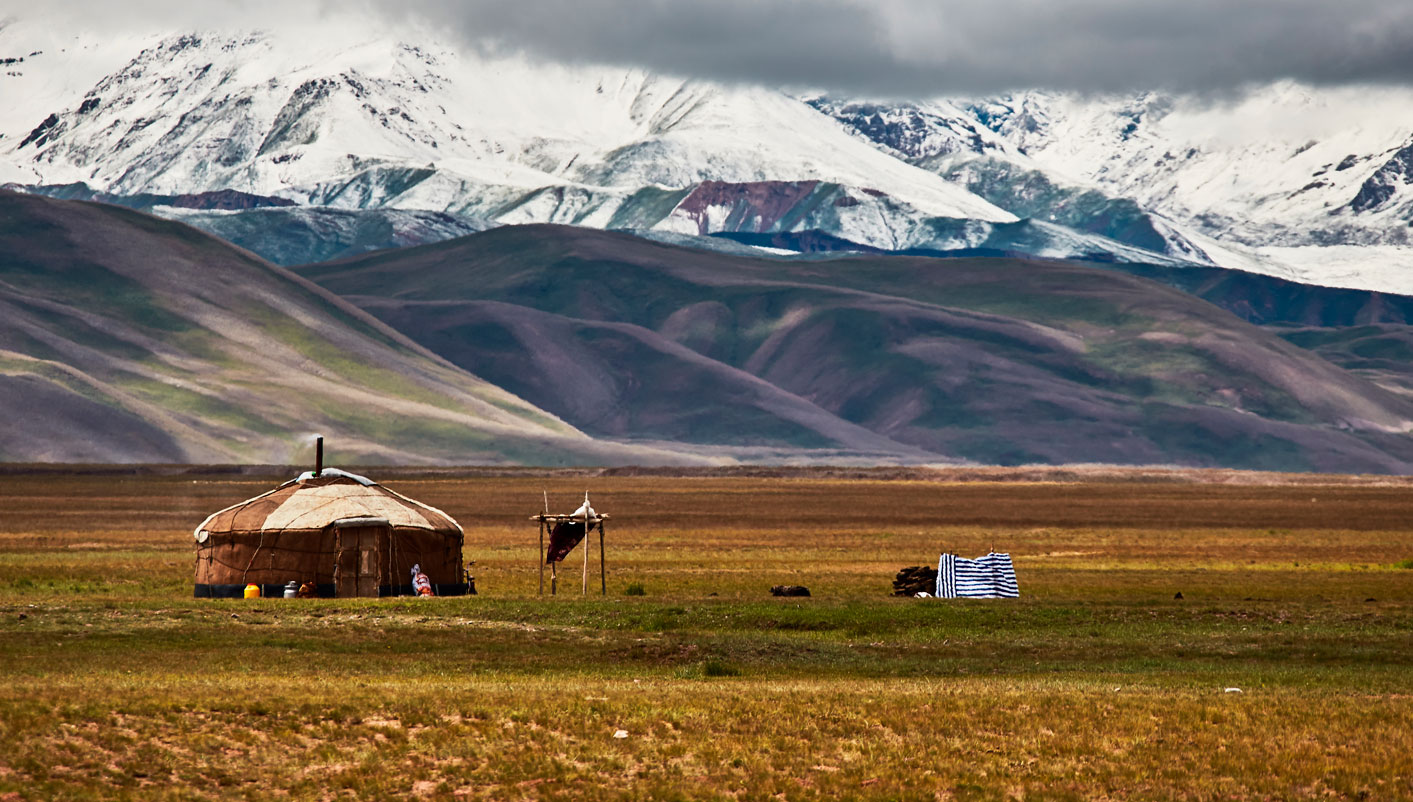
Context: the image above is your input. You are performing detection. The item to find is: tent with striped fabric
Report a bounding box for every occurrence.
[193,468,468,598]
[935,552,1019,599]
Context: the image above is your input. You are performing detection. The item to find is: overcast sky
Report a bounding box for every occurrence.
[9,0,1413,96]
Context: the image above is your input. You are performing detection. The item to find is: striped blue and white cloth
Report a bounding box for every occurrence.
[935,552,1019,599]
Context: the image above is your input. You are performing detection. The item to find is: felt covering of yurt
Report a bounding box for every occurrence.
[193,469,467,598]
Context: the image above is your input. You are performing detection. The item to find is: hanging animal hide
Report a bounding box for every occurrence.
[545,520,588,564]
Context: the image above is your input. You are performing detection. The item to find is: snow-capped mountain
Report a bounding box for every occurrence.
[811,88,1413,291]
[0,18,1015,254]
[3,13,1413,290]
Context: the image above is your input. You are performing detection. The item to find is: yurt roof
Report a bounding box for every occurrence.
[194,469,461,540]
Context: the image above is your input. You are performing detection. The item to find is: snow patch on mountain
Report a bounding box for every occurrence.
[1252,245,1413,294]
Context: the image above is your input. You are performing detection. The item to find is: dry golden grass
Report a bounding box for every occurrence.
[4,675,1410,801]
[1,469,1411,800]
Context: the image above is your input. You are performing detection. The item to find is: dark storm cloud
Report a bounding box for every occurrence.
[384,0,1413,95]
[390,0,899,88]
[11,0,1413,95]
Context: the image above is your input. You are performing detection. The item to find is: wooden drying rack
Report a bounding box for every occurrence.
[530,513,610,595]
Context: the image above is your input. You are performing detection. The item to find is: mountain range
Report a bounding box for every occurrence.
[4,189,1413,470]
[3,14,1413,470]
[289,223,1413,472]
[0,191,699,465]
[2,18,1412,292]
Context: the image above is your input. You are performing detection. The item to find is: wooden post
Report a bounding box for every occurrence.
[598,521,606,595]
[538,518,544,596]
[581,517,589,596]
[551,561,557,595]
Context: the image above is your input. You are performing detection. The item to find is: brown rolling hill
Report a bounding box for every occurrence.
[0,192,700,465]
[297,224,1413,472]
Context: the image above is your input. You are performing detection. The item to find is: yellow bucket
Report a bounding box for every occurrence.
[243,584,261,599]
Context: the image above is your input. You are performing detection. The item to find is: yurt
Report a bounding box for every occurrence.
[193,467,468,598]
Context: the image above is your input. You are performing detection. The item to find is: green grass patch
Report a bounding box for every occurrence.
[115,372,287,440]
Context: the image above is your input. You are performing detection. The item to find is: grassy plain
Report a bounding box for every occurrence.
[0,468,1411,800]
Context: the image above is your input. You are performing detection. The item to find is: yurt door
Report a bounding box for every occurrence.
[333,520,389,598]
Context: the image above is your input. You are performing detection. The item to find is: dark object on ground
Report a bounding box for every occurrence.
[771,585,811,597]
[624,582,646,596]
[893,565,939,596]
[1174,592,1184,600]
[702,660,742,677]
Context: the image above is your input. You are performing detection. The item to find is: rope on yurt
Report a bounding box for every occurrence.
[241,528,269,584]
